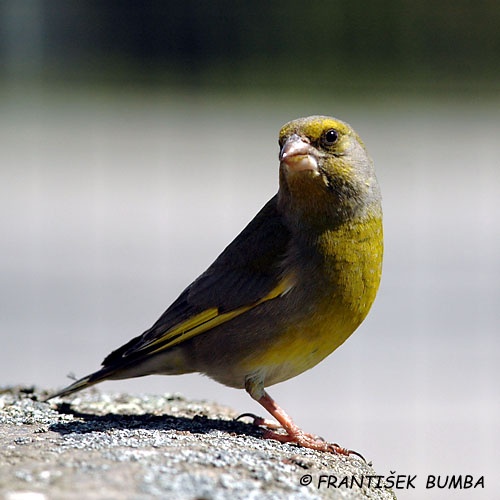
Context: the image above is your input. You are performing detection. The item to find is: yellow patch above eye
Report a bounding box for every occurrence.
[141,273,296,356]
[279,117,352,147]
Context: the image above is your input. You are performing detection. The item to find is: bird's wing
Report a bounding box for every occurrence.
[102,195,293,367]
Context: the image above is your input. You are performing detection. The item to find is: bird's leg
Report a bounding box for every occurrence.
[243,380,363,459]
[257,390,351,455]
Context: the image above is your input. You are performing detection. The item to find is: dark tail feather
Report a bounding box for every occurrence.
[43,366,115,402]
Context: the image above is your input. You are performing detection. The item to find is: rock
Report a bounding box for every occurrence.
[0,387,396,499]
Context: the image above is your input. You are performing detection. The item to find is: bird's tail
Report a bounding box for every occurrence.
[43,366,115,402]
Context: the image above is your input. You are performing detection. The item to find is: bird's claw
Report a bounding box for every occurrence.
[235,412,282,429]
[235,412,262,423]
[258,428,367,462]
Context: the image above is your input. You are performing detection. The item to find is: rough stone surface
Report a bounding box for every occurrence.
[0,387,397,499]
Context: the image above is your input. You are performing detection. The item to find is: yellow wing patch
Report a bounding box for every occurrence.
[142,273,296,356]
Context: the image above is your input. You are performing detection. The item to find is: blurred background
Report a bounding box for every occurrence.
[1,1,499,499]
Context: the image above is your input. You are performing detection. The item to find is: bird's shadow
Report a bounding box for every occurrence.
[48,402,264,439]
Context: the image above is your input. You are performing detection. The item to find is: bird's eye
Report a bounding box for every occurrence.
[322,129,339,146]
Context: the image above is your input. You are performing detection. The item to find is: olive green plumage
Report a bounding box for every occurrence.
[47,115,383,408]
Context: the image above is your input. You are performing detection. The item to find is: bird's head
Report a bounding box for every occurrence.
[277,115,381,229]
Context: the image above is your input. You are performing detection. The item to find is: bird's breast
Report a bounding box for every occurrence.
[248,214,383,386]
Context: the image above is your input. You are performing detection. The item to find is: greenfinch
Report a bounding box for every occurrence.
[47,115,383,457]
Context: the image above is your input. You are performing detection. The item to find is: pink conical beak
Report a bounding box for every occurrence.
[279,135,319,173]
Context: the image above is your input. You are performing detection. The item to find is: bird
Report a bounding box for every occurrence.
[46,115,383,458]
